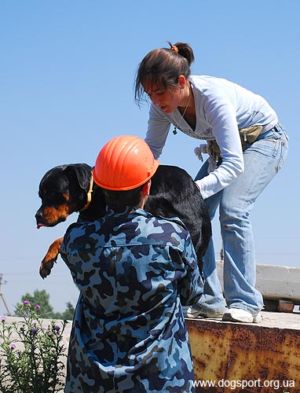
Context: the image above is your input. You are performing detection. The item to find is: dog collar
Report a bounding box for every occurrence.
[80,173,94,212]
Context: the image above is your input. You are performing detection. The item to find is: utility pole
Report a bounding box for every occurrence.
[0,273,11,315]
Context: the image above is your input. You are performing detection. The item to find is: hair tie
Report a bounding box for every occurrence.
[170,44,179,54]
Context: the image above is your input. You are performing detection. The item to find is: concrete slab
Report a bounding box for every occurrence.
[217,262,300,303]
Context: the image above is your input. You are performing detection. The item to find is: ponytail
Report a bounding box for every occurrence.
[169,42,195,66]
[135,41,195,104]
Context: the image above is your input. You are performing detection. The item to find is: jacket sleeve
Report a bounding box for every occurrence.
[145,104,171,159]
[195,91,244,199]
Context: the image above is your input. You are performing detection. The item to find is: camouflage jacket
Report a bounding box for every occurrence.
[60,208,203,393]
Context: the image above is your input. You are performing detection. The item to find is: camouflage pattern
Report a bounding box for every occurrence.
[60,208,203,393]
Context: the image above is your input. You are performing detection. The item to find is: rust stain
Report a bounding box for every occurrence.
[186,319,300,393]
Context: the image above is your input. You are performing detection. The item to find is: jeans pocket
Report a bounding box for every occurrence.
[248,138,280,159]
[276,137,288,172]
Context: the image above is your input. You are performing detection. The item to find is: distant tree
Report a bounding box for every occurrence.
[15,289,54,318]
[14,290,75,320]
[54,302,75,321]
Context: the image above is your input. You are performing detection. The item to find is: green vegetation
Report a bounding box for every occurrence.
[0,301,68,392]
[14,290,75,320]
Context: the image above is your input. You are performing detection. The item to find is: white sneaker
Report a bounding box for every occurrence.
[222,308,262,323]
[184,305,226,320]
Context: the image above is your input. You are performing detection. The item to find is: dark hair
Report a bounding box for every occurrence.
[102,185,144,212]
[135,42,195,104]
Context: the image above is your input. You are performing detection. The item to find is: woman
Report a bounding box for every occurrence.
[135,42,288,323]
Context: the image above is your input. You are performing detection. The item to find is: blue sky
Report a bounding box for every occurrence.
[1,0,299,313]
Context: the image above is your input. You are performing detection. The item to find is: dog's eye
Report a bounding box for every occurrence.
[45,192,66,205]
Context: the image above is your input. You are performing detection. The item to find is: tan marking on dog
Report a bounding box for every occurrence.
[41,204,71,225]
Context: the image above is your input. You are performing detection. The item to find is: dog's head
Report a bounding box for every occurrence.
[35,163,92,228]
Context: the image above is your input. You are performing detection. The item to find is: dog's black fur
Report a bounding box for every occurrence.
[36,163,211,277]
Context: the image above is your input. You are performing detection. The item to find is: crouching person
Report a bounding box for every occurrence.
[60,135,203,393]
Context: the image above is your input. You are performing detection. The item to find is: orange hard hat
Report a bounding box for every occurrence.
[93,135,159,190]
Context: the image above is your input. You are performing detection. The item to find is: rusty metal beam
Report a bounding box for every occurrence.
[186,313,300,393]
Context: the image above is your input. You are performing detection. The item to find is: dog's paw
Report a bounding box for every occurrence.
[39,237,63,279]
[39,258,56,279]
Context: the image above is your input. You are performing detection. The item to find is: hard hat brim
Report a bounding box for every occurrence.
[93,159,159,191]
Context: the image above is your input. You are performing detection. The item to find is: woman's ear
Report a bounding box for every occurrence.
[141,180,151,197]
[178,74,187,89]
[139,180,151,209]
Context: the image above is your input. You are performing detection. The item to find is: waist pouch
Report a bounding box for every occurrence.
[239,125,263,145]
[207,125,263,162]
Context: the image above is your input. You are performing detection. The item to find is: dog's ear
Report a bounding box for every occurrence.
[64,164,92,191]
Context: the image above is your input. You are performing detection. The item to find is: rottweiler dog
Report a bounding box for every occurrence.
[36,163,211,278]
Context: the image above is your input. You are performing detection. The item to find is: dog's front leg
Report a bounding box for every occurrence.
[39,237,63,279]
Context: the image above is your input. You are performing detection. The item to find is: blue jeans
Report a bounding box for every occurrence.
[195,124,288,315]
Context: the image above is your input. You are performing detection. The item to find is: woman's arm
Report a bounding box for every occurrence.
[145,104,171,159]
[196,92,244,199]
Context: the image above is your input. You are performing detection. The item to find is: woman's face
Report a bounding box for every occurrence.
[144,82,182,114]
